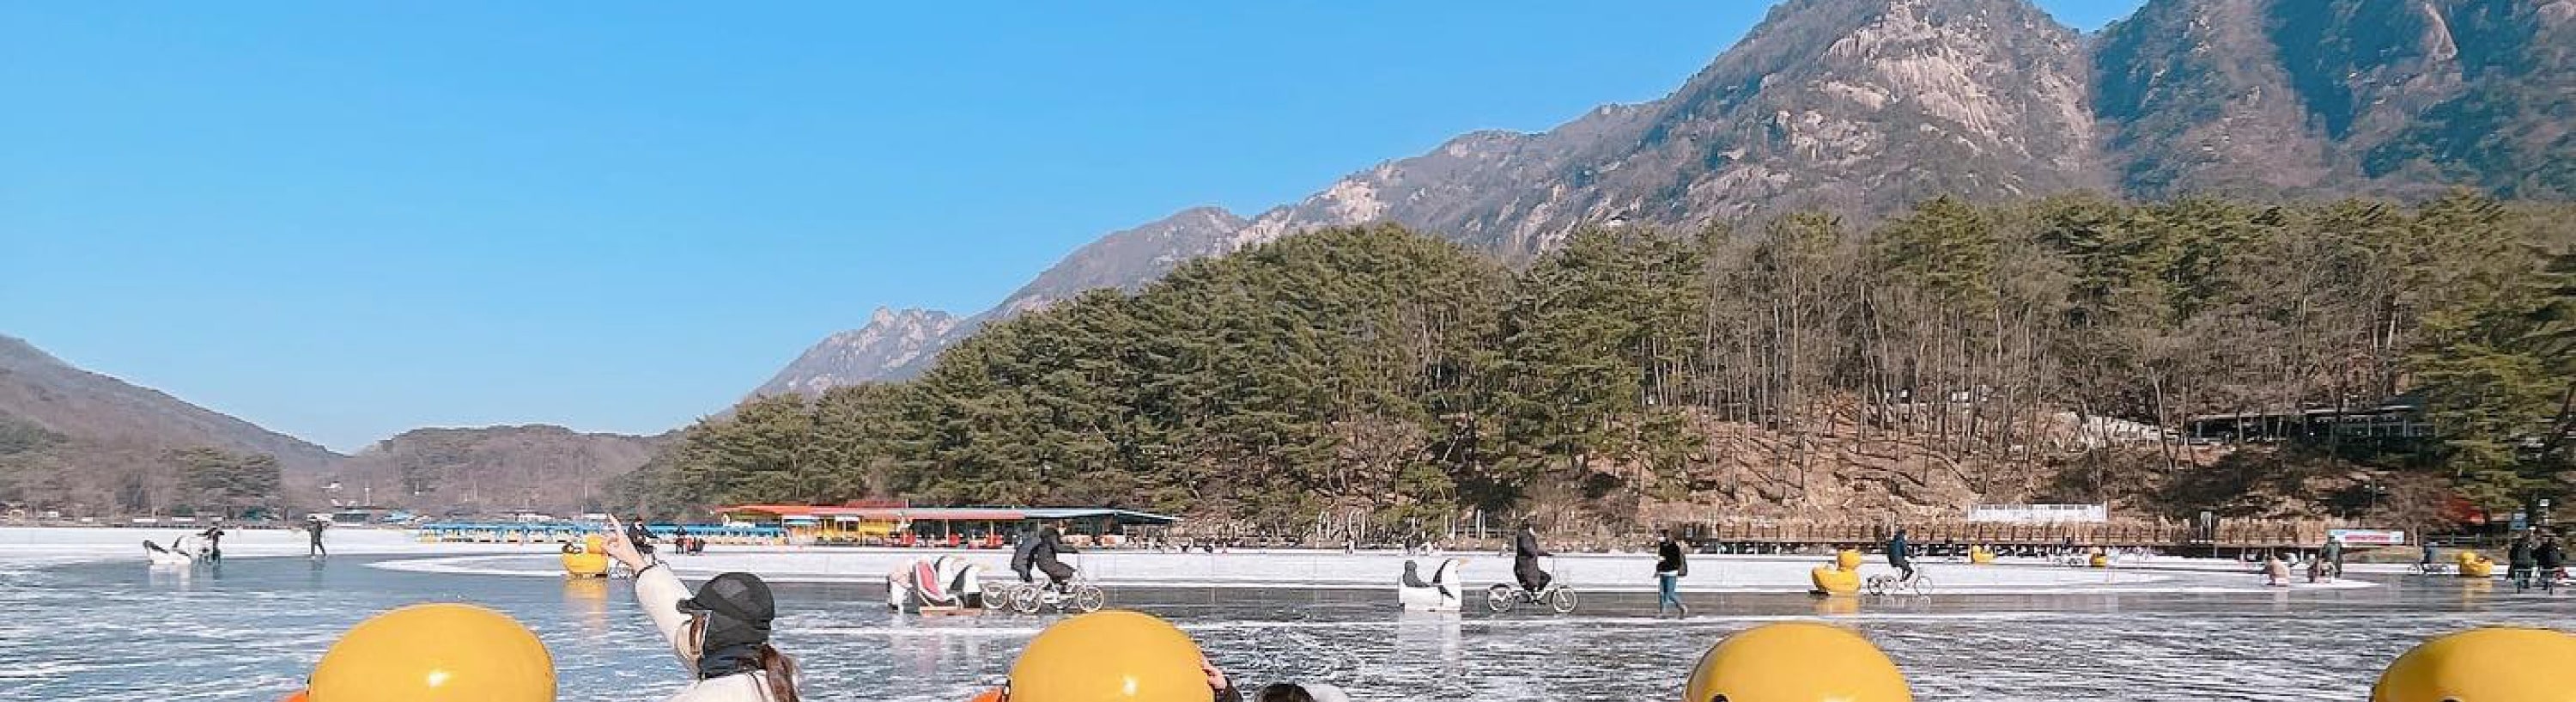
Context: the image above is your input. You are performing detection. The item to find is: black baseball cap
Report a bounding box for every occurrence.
[676,571,775,624]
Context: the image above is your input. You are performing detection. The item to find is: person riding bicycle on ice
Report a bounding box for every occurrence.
[1010,524,1040,584]
[1512,522,1552,593]
[1886,528,1916,582]
[1024,519,1081,594]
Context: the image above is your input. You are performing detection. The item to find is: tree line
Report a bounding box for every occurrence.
[0,418,284,518]
[623,192,2576,532]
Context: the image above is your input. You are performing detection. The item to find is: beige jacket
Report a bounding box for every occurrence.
[635,565,778,702]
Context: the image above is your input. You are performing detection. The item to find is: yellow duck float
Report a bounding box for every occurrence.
[2452,550,2494,578]
[560,534,611,578]
[1968,546,1996,565]
[1810,548,1865,595]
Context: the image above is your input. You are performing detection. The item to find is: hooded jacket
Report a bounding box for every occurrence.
[636,566,780,702]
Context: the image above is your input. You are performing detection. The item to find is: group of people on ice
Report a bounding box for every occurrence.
[141,516,333,565]
[251,514,2576,702]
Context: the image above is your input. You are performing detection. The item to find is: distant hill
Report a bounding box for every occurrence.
[757,0,2576,398]
[0,333,665,517]
[339,424,670,516]
[0,334,341,472]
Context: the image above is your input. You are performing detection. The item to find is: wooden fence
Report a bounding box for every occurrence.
[1674,518,2342,549]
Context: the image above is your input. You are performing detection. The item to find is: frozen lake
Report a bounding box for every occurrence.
[5,528,2573,701]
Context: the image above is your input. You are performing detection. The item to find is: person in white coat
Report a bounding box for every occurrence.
[604,516,804,702]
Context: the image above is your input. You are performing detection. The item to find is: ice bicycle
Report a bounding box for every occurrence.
[1862,571,1934,596]
[987,561,1108,614]
[1484,577,1577,614]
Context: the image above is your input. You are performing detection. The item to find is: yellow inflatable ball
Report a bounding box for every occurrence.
[1009,610,1206,702]
[1685,622,1910,702]
[2372,626,2576,702]
[308,603,555,702]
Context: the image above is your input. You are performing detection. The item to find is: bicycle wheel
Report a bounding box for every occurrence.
[1906,576,1933,596]
[1071,585,1107,613]
[1545,587,1577,614]
[1484,584,1516,613]
[1862,577,1887,596]
[981,583,1018,610]
[1011,587,1044,613]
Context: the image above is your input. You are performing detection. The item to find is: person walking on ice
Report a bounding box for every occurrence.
[1655,528,1689,618]
[306,516,329,557]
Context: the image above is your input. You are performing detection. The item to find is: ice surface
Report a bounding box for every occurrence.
[3,528,2564,702]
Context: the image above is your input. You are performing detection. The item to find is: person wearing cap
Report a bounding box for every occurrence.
[1253,682,1352,702]
[602,516,804,702]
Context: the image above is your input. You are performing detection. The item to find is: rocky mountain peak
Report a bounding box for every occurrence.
[754,308,963,396]
[2098,0,2576,199]
[990,206,1249,317]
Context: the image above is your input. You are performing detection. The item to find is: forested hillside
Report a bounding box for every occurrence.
[632,193,2576,530]
[762,0,2576,397]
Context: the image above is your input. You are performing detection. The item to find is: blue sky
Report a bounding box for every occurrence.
[0,1,2145,451]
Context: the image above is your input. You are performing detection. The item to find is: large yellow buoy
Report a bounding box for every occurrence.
[307,603,555,702]
[561,534,609,577]
[1008,610,1206,702]
[2088,552,2110,569]
[1968,547,1996,565]
[1684,622,1911,702]
[2372,627,2576,702]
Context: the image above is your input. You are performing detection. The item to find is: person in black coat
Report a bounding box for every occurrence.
[1655,529,1688,618]
[625,516,659,557]
[2508,534,2537,589]
[1030,521,1079,592]
[197,525,227,561]
[1010,525,1041,583]
[1511,524,1552,592]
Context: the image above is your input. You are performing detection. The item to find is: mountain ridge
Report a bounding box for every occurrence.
[0,333,343,473]
[762,0,2573,398]
[2,333,671,516]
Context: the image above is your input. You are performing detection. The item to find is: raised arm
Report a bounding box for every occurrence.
[602,517,692,662]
